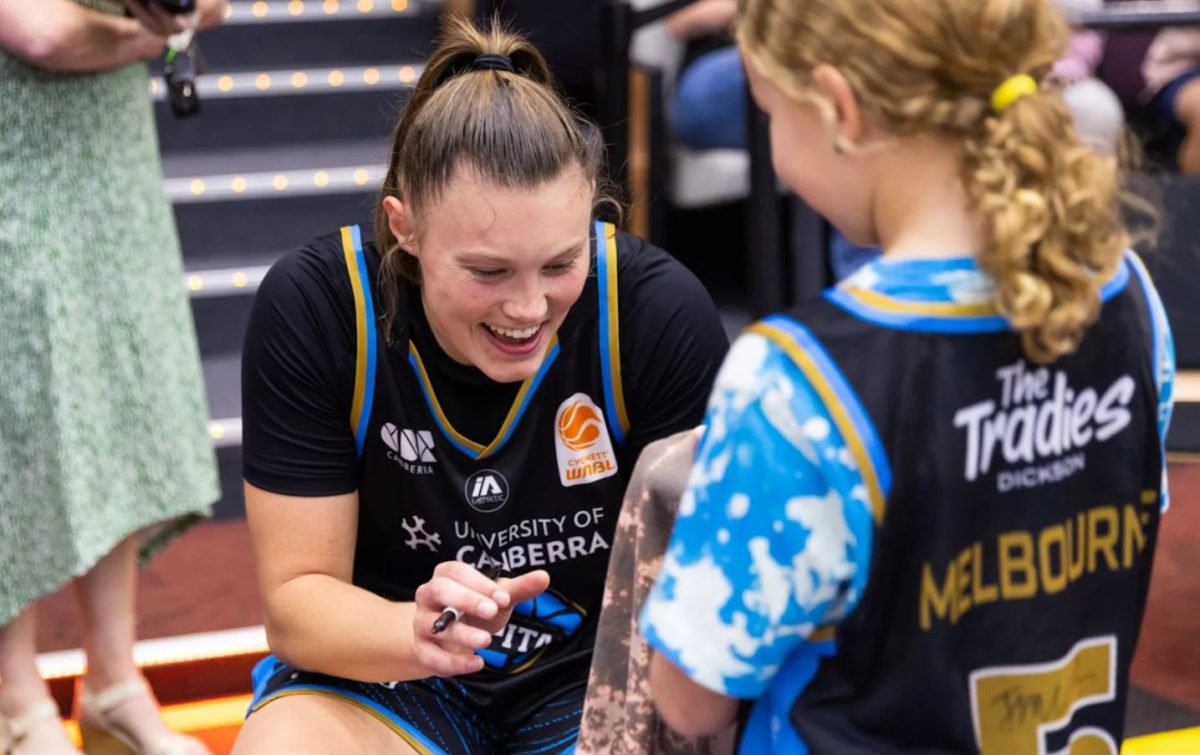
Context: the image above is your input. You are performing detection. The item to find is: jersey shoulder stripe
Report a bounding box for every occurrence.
[596,220,629,443]
[341,224,378,458]
[748,314,892,524]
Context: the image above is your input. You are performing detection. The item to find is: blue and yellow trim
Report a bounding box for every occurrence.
[249,655,444,753]
[826,257,1131,333]
[342,225,378,458]
[748,315,892,525]
[408,337,561,460]
[595,220,630,444]
[250,686,444,755]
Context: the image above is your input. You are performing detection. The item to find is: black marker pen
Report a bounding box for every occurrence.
[431,564,505,635]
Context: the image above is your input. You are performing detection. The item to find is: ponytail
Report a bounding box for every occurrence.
[962,89,1125,362]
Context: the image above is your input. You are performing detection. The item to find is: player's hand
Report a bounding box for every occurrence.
[410,561,550,677]
[476,570,551,635]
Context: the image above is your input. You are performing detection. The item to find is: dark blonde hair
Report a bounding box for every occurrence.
[738,0,1129,362]
[374,15,611,337]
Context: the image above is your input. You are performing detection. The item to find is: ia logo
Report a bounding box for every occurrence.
[464,469,509,512]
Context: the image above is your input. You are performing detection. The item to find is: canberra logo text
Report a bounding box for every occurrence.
[381,424,436,475]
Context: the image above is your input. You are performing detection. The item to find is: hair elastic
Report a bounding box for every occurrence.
[991,74,1038,113]
[471,54,514,73]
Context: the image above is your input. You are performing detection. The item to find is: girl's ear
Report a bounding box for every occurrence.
[382,196,419,257]
[812,64,866,150]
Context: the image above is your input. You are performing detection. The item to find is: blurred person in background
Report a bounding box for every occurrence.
[668,0,1130,282]
[666,0,741,151]
[1054,0,1128,156]
[1142,26,1200,173]
[0,1,226,753]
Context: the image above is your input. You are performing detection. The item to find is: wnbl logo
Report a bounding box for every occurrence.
[554,393,618,488]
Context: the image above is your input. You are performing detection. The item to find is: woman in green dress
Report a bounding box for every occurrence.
[0,1,225,752]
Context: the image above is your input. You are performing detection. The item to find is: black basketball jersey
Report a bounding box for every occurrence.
[339,221,645,720]
[754,253,1168,754]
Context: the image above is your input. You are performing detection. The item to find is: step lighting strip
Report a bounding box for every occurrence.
[1179,371,1200,404]
[223,0,422,24]
[37,626,268,681]
[149,63,423,100]
[165,164,386,203]
[209,418,244,449]
[186,265,272,298]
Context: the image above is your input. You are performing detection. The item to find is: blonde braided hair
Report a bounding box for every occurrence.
[738,0,1128,362]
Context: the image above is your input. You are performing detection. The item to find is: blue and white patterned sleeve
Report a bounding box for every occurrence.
[639,332,875,699]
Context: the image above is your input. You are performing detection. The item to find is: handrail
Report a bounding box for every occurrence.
[631,0,698,29]
[597,0,705,192]
[1073,2,1200,30]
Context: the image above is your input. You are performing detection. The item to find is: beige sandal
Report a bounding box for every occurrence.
[76,679,209,755]
[2,698,75,754]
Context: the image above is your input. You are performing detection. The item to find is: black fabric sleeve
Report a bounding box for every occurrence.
[617,235,730,465]
[240,239,360,496]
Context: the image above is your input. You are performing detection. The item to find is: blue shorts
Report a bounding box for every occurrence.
[248,656,582,755]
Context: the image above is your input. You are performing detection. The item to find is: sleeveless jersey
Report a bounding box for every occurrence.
[340,221,636,722]
[754,254,1167,754]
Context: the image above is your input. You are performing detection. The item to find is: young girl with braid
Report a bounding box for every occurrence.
[641,0,1176,752]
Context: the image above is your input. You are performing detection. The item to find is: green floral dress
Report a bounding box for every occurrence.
[0,0,219,626]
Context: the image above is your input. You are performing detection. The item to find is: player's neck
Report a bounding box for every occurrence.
[872,134,983,262]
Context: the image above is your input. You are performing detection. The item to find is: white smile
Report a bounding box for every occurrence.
[486,323,541,340]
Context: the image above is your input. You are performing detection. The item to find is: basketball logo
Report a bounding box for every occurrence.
[554,393,619,488]
[557,401,603,451]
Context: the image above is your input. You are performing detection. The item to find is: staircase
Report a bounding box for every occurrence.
[160,0,441,518]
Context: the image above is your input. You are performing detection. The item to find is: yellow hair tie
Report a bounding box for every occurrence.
[991,74,1038,113]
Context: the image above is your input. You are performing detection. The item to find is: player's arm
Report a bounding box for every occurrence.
[238,247,454,681]
[619,240,729,461]
[246,484,550,681]
[245,484,428,681]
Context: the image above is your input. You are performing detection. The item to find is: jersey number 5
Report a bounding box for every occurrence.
[969,635,1118,755]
